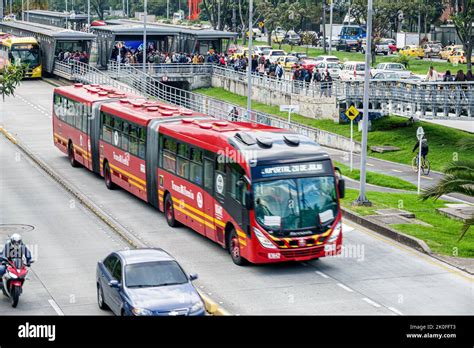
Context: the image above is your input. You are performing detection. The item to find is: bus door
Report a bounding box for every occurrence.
[224,163,249,238]
[88,102,102,173]
[203,157,217,242]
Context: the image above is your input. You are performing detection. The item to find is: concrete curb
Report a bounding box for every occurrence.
[0,125,231,315]
[342,207,474,275]
[342,208,432,254]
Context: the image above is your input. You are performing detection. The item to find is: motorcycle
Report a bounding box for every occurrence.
[1,257,33,307]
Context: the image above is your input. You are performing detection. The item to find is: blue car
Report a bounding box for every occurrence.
[96,248,205,316]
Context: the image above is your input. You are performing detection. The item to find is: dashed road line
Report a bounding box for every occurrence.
[48,299,65,316]
[388,306,403,315]
[362,297,381,308]
[337,283,354,292]
[316,271,330,279]
[391,169,403,173]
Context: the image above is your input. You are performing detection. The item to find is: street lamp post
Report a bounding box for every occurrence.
[246,0,253,118]
[26,0,29,21]
[329,0,334,53]
[21,0,24,21]
[87,0,90,32]
[354,0,373,206]
[143,0,147,75]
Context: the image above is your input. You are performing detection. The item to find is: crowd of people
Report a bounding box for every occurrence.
[56,50,89,64]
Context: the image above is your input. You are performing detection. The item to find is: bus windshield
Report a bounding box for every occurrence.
[11,44,40,68]
[253,176,338,232]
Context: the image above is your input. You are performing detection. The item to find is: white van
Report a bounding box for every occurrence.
[340,61,367,81]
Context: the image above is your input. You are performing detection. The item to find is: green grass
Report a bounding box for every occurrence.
[239,39,468,75]
[335,161,417,191]
[342,189,474,258]
[195,87,474,172]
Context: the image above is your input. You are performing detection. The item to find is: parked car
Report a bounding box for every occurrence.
[370,63,412,79]
[340,61,366,81]
[271,30,286,44]
[300,58,319,73]
[375,39,396,55]
[264,49,287,63]
[314,61,342,79]
[313,55,340,64]
[448,50,474,64]
[299,31,319,46]
[440,45,463,60]
[399,45,424,59]
[254,45,272,56]
[372,72,403,80]
[289,52,308,60]
[283,31,302,46]
[422,43,442,58]
[276,55,299,71]
[96,249,205,316]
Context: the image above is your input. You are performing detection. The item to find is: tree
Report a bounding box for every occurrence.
[421,139,474,241]
[201,0,232,30]
[451,0,473,72]
[0,65,26,102]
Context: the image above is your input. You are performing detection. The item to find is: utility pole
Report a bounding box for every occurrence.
[65,0,68,28]
[354,0,373,206]
[143,0,147,75]
[87,0,90,32]
[21,0,24,21]
[167,0,170,19]
[26,0,29,21]
[217,0,221,30]
[322,0,327,53]
[247,0,254,118]
[329,0,334,53]
[417,8,421,45]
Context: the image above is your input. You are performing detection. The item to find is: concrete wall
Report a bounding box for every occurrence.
[211,75,338,120]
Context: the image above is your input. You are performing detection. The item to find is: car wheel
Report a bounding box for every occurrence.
[97,283,109,310]
[228,228,247,266]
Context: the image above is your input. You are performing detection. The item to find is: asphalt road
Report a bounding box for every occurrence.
[0,136,129,315]
[0,80,472,315]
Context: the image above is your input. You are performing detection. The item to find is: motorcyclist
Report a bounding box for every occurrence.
[0,234,32,282]
[412,136,429,161]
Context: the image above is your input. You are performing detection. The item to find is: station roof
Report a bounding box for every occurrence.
[105,19,238,39]
[0,20,96,39]
[23,10,89,20]
[91,24,180,36]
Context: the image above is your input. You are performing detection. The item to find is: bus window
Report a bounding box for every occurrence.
[129,124,139,156]
[215,161,226,197]
[122,121,130,152]
[113,118,122,148]
[229,163,246,204]
[177,143,190,179]
[162,137,177,173]
[203,158,213,191]
[101,112,113,143]
[138,127,146,159]
[189,148,203,186]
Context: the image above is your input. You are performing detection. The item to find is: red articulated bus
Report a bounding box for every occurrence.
[53,83,346,265]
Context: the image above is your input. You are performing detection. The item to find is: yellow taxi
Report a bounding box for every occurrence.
[275,55,299,71]
[440,45,463,60]
[271,32,285,44]
[399,45,424,59]
[448,50,474,64]
[230,47,255,59]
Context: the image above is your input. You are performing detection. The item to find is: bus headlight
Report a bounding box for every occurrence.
[327,222,342,243]
[253,228,277,249]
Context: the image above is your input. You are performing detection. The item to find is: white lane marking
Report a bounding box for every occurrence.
[362,297,381,308]
[48,299,65,316]
[388,307,403,315]
[337,283,354,292]
[342,223,354,233]
[316,271,329,279]
[422,176,433,180]
[366,163,374,167]
[391,169,403,173]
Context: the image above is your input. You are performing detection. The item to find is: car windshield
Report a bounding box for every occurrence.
[253,176,338,232]
[11,45,40,68]
[272,51,285,56]
[327,63,341,69]
[356,64,365,71]
[125,261,188,288]
[327,58,339,63]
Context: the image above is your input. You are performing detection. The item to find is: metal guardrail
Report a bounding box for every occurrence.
[108,62,474,118]
[104,61,359,152]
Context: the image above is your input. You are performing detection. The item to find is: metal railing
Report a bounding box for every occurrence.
[104,61,359,152]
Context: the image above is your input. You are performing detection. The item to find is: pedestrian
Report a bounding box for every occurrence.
[425,66,439,82]
[455,70,466,82]
[443,70,453,82]
[275,62,284,80]
[466,70,474,81]
[229,106,239,122]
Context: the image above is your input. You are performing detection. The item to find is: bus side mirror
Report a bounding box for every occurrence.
[338,179,345,199]
[245,191,254,210]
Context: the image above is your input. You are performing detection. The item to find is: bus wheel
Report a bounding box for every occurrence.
[68,142,79,168]
[104,162,115,190]
[229,229,246,266]
[164,194,180,227]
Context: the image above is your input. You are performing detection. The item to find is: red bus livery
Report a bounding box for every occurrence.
[53,84,346,265]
